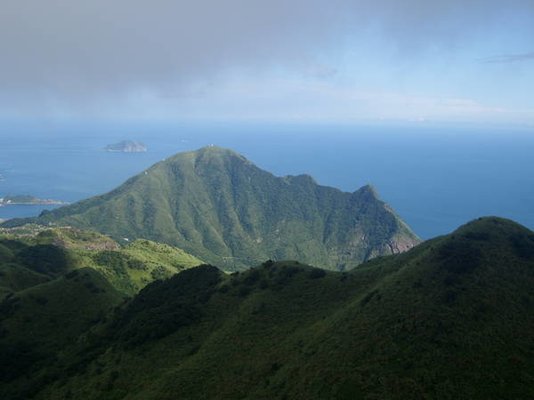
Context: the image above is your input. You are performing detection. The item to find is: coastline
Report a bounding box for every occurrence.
[0,202,66,207]
[0,197,67,207]
[0,203,64,221]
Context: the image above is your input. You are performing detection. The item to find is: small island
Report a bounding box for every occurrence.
[105,140,147,153]
[0,195,67,207]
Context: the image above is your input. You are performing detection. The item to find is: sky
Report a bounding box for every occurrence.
[1,0,534,126]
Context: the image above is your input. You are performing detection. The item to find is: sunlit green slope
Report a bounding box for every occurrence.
[0,225,202,298]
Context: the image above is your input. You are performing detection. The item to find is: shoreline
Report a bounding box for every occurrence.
[0,202,67,207]
[0,203,66,222]
[0,196,68,208]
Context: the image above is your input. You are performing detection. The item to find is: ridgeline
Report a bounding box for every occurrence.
[0,217,532,399]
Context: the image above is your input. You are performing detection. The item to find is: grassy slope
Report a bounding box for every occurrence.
[4,147,419,270]
[23,217,534,400]
[0,226,203,297]
[0,226,203,398]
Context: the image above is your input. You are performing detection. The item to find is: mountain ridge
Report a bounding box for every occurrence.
[1,217,531,399]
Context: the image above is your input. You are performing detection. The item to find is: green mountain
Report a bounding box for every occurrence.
[4,146,419,270]
[2,217,532,399]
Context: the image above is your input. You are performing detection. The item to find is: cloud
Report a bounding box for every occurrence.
[479,52,534,63]
[121,75,532,125]
[0,0,533,117]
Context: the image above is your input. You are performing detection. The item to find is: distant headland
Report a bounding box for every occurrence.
[0,195,67,207]
[105,140,147,153]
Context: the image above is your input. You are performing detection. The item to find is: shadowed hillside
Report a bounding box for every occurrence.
[1,217,531,399]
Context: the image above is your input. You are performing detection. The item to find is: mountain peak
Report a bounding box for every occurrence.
[355,183,379,198]
[194,145,242,158]
[168,146,249,168]
[454,216,530,234]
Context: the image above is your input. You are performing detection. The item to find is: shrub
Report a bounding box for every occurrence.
[309,269,326,279]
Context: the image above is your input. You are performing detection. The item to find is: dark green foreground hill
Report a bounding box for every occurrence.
[1,217,532,399]
[3,146,419,270]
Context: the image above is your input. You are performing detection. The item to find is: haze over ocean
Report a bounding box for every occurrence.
[0,121,533,239]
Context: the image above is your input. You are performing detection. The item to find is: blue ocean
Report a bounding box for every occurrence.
[1,120,533,239]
